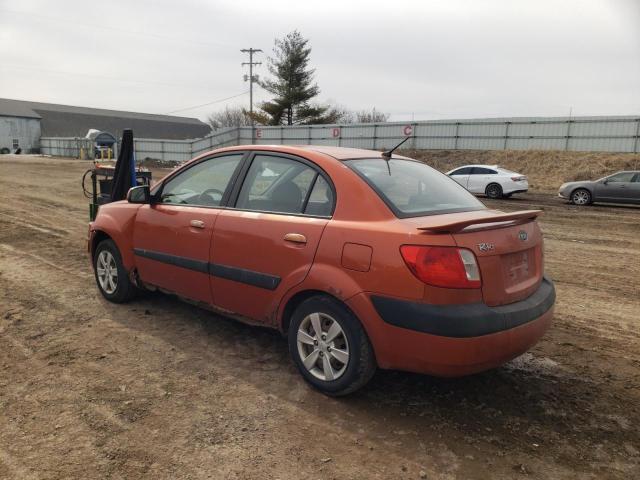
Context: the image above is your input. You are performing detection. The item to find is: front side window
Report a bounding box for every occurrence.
[347,158,485,217]
[236,155,321,214]
[606,172,635,183]
[160,154,243,206]
[450,167,472,175]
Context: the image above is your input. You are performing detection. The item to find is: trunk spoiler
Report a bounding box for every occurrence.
[418,210,542,233]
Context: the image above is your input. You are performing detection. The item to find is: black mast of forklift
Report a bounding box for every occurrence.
[83,129,152,221]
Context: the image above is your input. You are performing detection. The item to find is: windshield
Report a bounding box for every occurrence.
[346,158,486,217]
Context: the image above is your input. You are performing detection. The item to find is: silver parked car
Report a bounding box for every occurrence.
[558,171,640,205]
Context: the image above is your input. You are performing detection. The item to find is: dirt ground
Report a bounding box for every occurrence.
[0,154,639,480]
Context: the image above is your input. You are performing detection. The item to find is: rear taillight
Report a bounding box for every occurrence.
[511,176,527,182]
[400,245,481,289]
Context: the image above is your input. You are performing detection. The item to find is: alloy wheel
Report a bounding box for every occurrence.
[572,190,590,205]
[296,312,350,381]
[96,250,118,294]
[487,184,501,198]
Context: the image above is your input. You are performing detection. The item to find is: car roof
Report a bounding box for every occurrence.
[207,144,412,161]
[295,145,399,160]
[451,164,500,169]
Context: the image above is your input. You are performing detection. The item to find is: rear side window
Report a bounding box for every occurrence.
[304,175,334,216]
[236,154,329,215]
[472,167,497,174]
[347,159,485,217]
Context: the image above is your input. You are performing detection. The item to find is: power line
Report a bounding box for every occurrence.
[164,92,250,114]
[0,63,220,90]
[0,8,233,49]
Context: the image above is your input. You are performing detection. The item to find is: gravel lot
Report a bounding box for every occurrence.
[1,155,639,479]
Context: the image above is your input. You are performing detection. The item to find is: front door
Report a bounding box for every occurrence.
[594,171,636,202]
[133,152,245,303]
[449,167,472,189]
[209,153,335,324]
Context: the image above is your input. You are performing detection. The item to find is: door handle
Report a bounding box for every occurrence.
[190,220,205,229]
[284,233,307,244]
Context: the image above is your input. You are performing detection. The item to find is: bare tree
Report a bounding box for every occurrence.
[207,106,252,131]
[356,108,389,123]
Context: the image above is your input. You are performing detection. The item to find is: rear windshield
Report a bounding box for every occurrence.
[346,158,486,217]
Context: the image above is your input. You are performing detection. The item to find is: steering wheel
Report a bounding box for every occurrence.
[199,188,224,205]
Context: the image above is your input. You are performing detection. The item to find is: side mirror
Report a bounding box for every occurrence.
[127,185,150,204]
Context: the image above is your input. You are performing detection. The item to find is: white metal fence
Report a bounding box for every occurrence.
[41,115,640,162]
[40,137,94,158]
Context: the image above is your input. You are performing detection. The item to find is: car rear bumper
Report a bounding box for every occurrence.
[346,277,555,376]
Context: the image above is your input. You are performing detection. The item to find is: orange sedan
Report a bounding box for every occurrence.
[88,145,555,395]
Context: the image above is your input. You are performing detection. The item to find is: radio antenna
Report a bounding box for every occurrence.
[382,136,411,159]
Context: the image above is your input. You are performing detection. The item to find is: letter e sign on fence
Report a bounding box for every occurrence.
[256,128,262,138]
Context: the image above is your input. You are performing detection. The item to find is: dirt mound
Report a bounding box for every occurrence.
[401,149,640,192]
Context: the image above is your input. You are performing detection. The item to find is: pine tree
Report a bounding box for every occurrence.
[258,31,329,125]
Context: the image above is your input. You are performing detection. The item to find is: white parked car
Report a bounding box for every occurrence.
[446,165,528,199]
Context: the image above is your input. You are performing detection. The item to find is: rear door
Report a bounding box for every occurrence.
[448,167,473,189]
[209,152,334,324]
[467,167,498,194]
[133,152,245,303]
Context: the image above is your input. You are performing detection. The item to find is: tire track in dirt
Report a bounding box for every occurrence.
[0,251,465,480]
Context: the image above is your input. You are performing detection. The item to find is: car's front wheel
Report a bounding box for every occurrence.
[571,188,592,205]
[94,239,136,303]
[288,296,376,396]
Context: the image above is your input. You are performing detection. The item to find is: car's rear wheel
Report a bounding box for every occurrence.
[288,296,376,396]
[94,239,136,303]
[571,188,592,205]
[485,183,503,199]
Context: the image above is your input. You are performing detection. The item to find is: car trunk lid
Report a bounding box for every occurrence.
[416,210,544,306]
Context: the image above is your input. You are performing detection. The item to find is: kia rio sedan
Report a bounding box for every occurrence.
[89,146,555,395]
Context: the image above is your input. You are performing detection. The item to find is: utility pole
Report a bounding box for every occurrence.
[241,48,262,143]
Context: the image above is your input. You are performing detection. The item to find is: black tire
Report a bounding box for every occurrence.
[485,183,503,199]
[93,239,136,303]
[288,295,376,396]
[570,188,592,205]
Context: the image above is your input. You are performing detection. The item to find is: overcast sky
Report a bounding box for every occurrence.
[1,0,638,122]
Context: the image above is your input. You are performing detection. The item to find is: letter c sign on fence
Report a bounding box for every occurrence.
[255,128,262,138]
[403,125,413,136]
[332,128,340,138]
